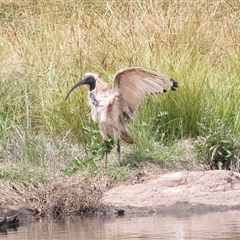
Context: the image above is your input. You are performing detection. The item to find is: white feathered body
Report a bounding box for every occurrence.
[84,67,178,145]
[88,83,133,144]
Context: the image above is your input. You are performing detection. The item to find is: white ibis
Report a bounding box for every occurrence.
[65,67,178,167]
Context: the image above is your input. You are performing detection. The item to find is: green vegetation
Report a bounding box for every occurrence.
[0,0,240,189]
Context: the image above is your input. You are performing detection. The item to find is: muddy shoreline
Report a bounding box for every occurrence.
[103,202,240,217]
[1,201,240,232]
[1,170,240,230]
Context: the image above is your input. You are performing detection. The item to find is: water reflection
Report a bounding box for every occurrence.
[1,210,240,239]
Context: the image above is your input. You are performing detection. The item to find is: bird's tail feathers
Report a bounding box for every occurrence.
[121,131,134,144]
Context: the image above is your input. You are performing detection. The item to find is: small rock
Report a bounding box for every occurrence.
[114,209,125,216]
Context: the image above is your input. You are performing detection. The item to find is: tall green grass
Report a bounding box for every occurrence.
[0,0,239,176]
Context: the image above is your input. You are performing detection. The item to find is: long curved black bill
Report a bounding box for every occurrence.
[65,75,96,101]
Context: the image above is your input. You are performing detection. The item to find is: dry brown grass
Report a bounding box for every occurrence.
[0,172,111,218]
[0,180,27,208]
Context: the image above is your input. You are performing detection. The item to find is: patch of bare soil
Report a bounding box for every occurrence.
[101,170,240,214]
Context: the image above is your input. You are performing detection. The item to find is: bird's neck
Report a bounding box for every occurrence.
[89,89,98,106]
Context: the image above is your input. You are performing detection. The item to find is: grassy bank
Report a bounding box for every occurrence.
[0,0,240,215]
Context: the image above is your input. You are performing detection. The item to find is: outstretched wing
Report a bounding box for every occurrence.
[112,67,178,119]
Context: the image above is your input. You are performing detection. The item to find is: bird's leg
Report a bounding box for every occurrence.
[117,140,121,166]
[104,140,108,168]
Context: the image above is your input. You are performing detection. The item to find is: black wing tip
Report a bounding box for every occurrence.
[150,78,178,94]
[170,78,178,91]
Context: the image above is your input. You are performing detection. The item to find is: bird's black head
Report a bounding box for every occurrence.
[65,75,96,101]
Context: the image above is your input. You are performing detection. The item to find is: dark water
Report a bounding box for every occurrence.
[1,210,240,239]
